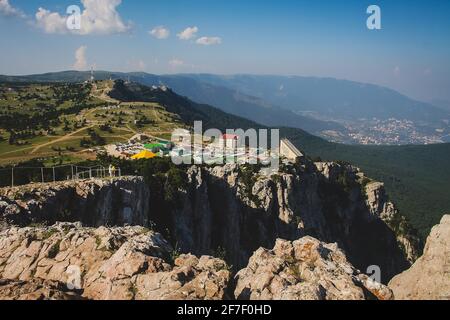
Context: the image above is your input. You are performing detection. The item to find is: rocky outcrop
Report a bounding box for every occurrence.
[169,163,414,282]
[365,181,419,263]
[234,237,393,300]
[0,222,395,300]
[0,177,150,227]
[388,215,450,300]
[0,223,231,300]
[0,161,416,283]
[0,279,83,300]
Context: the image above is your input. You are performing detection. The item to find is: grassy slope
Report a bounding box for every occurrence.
[0,81,186,165]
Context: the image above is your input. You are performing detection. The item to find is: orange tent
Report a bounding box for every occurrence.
[131,150,157,160]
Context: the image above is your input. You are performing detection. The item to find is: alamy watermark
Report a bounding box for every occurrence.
[366,265,381,283]
[66,5,81,31]
[367,5,382,30]
[66,265,82,290]
[170,121,281,174]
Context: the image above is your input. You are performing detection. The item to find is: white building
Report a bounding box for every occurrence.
[280,139,303,162]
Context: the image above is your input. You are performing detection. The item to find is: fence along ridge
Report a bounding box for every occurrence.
[0,164,121,188]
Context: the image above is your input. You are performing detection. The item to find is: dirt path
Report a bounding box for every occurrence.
[30,125,94,154]
[1,145,35,156]
[126,125,138,135]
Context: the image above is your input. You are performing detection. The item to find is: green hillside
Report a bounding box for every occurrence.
[109,80,450,239]
[1,77,448,240]
[283,128,450,239]
[0,80,186,165]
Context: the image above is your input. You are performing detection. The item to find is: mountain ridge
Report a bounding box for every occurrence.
[0,71,347,140]
[4,70,449,144]
[106,79,450,240]
[182,73,450,121]
[0,75,449,239]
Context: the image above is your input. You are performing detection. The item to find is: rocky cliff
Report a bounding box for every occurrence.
[234,237,393,300]
[388,215,450,300]
[0,160,418,283]
[169,162,417,282]
[0,223,231,300]
[0,223,393,300]
[0,177,150,227]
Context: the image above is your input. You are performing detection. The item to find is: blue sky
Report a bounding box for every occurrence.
[1,0,450,101]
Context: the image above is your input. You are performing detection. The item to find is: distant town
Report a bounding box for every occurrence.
[322,118,450,145]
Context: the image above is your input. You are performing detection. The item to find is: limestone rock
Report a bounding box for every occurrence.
[0,176,150,227]
[364,181,419,263]
[133,255,230,300]
[0,278,83,300]
[0,223,230,300]
[389,215,450,300]
[0,161,416,283]
[234,237,393,300]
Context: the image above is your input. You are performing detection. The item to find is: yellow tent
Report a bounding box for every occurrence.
[131,150,157,160]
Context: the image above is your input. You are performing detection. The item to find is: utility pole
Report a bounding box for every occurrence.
[71,165,74,180]
[11,167,14,188]
[53,167,56,183]
[41,167,44,183]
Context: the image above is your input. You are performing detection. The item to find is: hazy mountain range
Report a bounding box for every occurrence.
[3,71,449,144]
[430,99,450,113]
[183,74,450,122]
[0,71,345,139]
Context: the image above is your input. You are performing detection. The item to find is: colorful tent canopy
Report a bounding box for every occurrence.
[131,150,157,160]
[144,143,165,150]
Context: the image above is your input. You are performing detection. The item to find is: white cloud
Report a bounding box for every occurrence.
[73,46,88,70]
[35,8,67,34]
[149,26,170,39]
[35,0,131,35]
[196,36,222,46]
[0,0,25,18]
[177,26,198,40]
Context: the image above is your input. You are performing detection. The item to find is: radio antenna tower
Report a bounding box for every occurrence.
[90,67,95,82]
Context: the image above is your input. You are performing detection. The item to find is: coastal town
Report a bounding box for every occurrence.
[345,118,449,145]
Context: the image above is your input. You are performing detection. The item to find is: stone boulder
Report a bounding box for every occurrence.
[234,237,393,300]
[0,279,83,300]
[389,215,450,300]
[0,223,230,300]
[0,177,150,227]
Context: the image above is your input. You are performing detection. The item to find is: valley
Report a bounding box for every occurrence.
[0,77,449,243]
